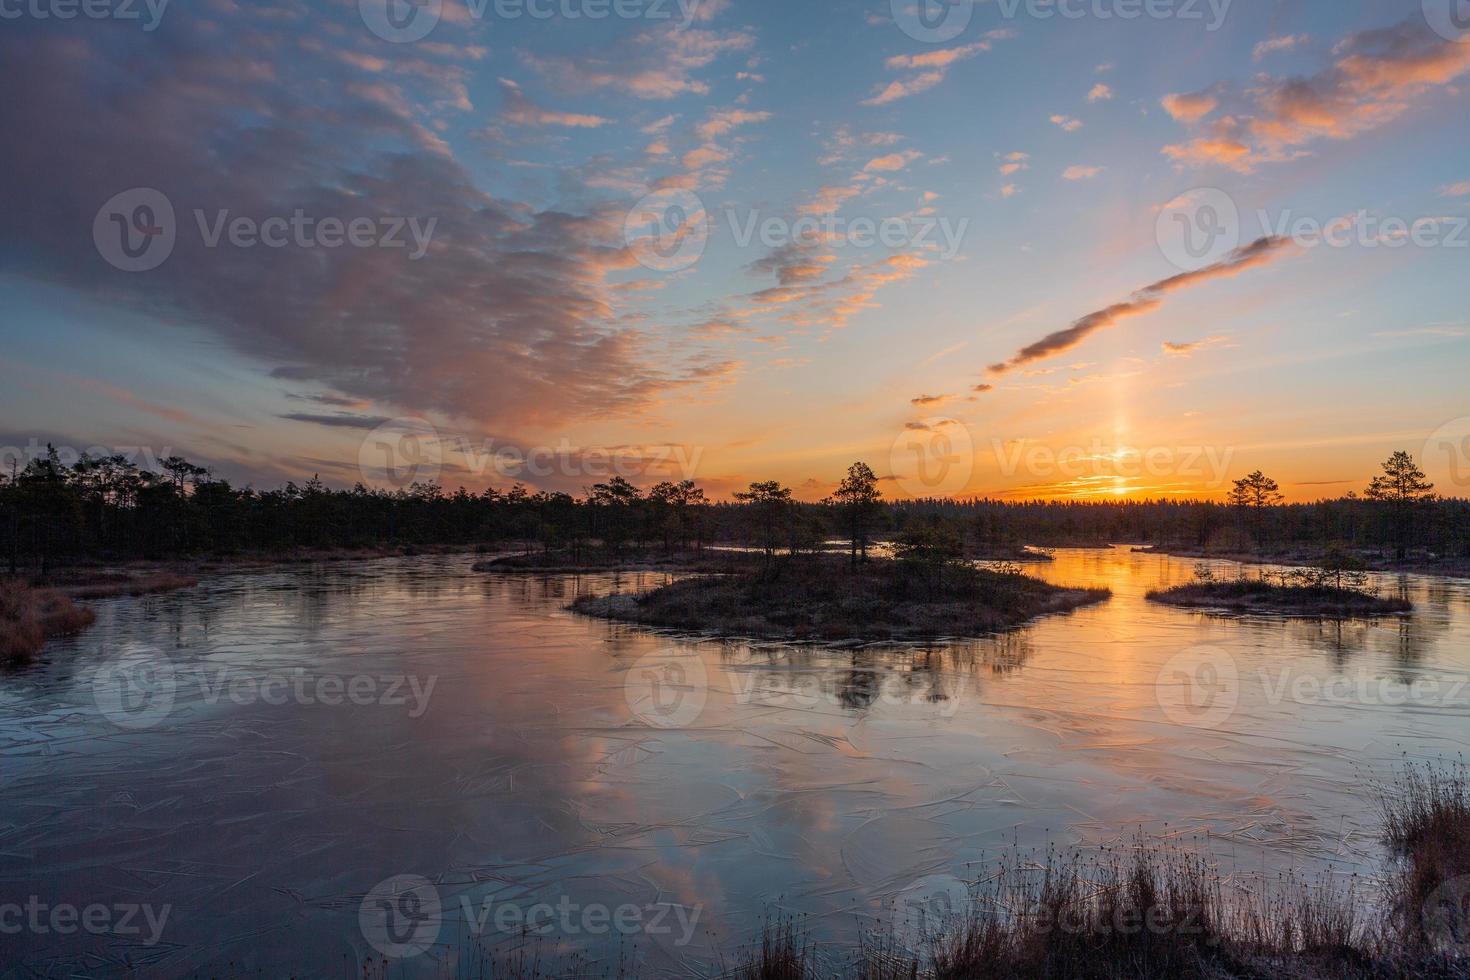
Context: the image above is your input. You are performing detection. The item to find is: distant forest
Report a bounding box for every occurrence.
[2,445,1467,571]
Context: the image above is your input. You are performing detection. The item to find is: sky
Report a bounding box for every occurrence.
[1,0,1468,502]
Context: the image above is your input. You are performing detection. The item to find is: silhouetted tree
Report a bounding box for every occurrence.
[733,481,793,558]
[1365,451,1435,559]
[831,461,883,565]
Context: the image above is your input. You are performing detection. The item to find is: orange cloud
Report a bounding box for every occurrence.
[1161,17,1470,173]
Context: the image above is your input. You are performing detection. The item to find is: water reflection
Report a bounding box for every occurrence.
[0,549,1466,977]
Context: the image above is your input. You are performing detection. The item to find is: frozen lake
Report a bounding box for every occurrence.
[1,549,1467,976]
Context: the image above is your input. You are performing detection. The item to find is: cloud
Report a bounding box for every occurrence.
[1050,114,1083,132]
[1087,83,1114,102]
[1441,181,1470,197]
[1062,165,1103,180]
[1162,335,1231,356]
[522,26,755,100]
[1162,17,1470,173]
[800,184,864,215]
[1253,34,1308,61]
[998,151,1029,176]
[864,150,923,172]
[863,30,1015,105]
[1160,92,1219,122]
[1000,184,1020,198]
[279,413,394,430]
[497,79,609,128]
[987,237,1295,373]
[972,383,994,393]
[0,14,728,434]
[911,393,951,406]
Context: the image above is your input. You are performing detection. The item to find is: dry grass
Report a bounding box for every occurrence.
[0,579,97,660]
[731,915,811,980]
[732,822,1470,979]
[1379,760,1470,955]
[61,571,198,599]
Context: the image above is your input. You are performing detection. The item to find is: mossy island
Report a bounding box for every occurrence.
[1148,554,1412,618]
[568,549,1109,643]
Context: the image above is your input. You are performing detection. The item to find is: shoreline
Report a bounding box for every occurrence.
[1146,580,1413,618]
[1130,544,1470,579]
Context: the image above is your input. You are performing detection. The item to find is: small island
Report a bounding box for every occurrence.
[570,550,1109,642]
[1147,558,1411,618]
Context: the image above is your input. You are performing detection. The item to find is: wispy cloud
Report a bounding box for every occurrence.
[988,237,1296,373]
[863,30,1015,106]
[1163,17,1470,172]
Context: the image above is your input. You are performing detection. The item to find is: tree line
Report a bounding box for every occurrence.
[2,446,1465,573]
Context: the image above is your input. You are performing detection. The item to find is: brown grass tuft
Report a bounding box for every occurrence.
[0,580,97,660]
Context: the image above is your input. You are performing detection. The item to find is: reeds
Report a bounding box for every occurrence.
[0,579,96,659]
